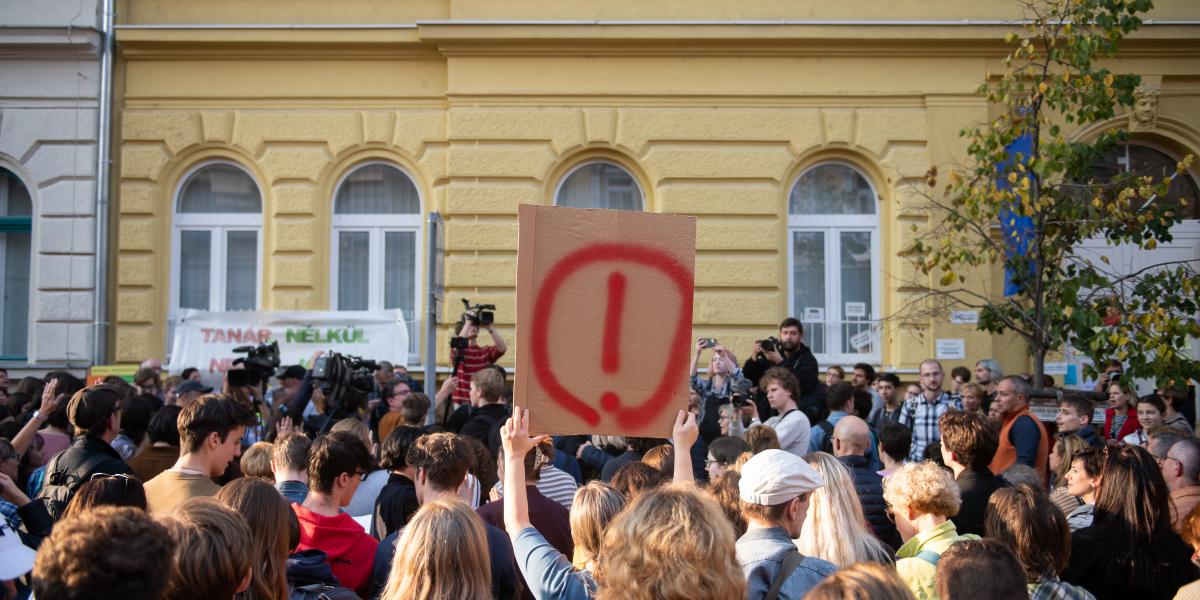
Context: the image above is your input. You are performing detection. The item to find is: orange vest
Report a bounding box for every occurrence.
[989,406,1049,480]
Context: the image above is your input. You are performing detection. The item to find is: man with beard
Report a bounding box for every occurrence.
[741,318,823,424]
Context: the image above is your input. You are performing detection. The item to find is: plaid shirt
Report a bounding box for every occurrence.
[899,391,961,462]
[0,499,20,531]
[1028,579,1096,600]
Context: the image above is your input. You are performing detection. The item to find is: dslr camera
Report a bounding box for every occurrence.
[758,336,780,353]
[230,341,281,389]
[460,298,496,327]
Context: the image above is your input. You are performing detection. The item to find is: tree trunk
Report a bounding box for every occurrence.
[1032,347,1046,392]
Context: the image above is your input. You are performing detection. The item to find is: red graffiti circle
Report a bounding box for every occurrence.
[530,243,694,430]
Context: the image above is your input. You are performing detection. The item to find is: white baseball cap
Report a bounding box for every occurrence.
[738,449,825,505]
[0,521,36,580]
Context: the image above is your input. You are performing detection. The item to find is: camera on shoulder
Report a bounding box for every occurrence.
[230,341,281,388]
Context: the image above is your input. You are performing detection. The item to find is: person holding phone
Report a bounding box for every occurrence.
[690,337,748,444]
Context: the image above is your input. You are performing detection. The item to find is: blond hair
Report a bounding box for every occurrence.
[804,562,916,600]
[381,499,491,600]
[798,453,893,566]
[570,481,627,564]
[331,418,372,451]
[745,425,781,454]
[239,441,275,481]
[595,485,745,600]
[883,461,962,518]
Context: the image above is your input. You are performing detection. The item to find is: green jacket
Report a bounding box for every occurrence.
[895,519,980,600]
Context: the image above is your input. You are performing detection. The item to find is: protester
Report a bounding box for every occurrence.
[989,376,1049,479]
[370,431,519,600]
[293,430,377,598]
[112,393,155,461]
[62,473,146,517]
[985,486,1096,599]
[1062,444,1197,598]
[707,435,751,482]
[272,432,312,505]
[1048,434,1089,515]
[747,367,812,457]
[740,318,823,423]
[826,366,845,388]
[1103,381,1139,442]
[1162,437,1200,532]
[162,498,254,600]
[1056,394,1103,447]
[175,379,213,407]
[1123,394,1166,446]
[461,368,510,458]
[937,410,1007,537]
[958,383,985,416]
[737,449,836,597]
[129,404,183,483]
[870,373,904,431]
[804,562,917,600]
[877,422,911,478]
[330,418,389,518]
[706,470,748,538]
[1176,503,1200,599]
[899,360,960,462]
[373,425,424,539]
[884,461,979,598]
[215,478,290,600]
[379,499,492,600]
[33,505,174,600]
[642,443,674,478]
[449,312,507,409]
[36,384,136,519]
[810,382,854,453]
[611,461,665,501]
[934,539,1028,600]
[241,440,275,480]
[832,415,900,549]
[144,393,255,514]
[800,452,893,565]
[690,339,748,437]
[744,424,780,454]
[1160,387,1195,434]
[1062,446,1104,531]
[974,359,1002,406]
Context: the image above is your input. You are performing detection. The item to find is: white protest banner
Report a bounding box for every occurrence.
[168,309,408,380]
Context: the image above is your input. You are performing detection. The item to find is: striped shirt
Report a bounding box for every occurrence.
[495,465,580,510]
[452,344,505,403]
[898,391,961,462]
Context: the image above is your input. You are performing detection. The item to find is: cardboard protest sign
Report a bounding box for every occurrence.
[514,204,696,439]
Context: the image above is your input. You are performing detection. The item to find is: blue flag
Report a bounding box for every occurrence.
[998,131,1035,296]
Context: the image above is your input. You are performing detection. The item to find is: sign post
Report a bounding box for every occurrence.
[514,204,696,438]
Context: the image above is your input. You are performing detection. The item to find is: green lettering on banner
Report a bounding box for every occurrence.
[283,327,370,345]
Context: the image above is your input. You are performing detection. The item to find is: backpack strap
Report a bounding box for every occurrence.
[915,549,943,566]
[764,549,805,600]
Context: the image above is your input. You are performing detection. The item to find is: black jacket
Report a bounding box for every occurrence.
[371,473,419,539]
[36,436,134,519]
[286,549,360,600]
[838,455,901,550]
[742,343,825,424]
[952,467,1008,537]
[460,403,511,459]
[1063,522,1198,600]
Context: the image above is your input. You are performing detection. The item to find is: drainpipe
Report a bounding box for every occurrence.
[92,0,114,366]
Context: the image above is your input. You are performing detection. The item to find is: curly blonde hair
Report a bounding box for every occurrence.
[883,461,961,518]
[595,485,745,600]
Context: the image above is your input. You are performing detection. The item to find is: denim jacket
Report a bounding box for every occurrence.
[736,526,836,600]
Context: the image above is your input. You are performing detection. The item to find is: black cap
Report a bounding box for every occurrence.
[176,380,213,395]
[277,365,307,381]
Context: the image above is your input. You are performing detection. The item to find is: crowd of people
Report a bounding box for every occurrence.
[0,315,1199,600]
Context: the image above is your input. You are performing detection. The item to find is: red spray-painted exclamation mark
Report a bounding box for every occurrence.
[599,271,626,412]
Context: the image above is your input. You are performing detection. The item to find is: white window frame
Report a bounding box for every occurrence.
[329,161,424,362]
[168,160,264,324]
[553,160,645,211]
[786,161,882,365]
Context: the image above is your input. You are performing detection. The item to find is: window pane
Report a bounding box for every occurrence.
[1,169,32,216]
[179,231,211,310]
[789,164,876,215]
[179,164,261,213]
[384,231,418,359]
[2,232,30,356]
[840,231,873,354]
[335,164,420,214]
[338,232,370,310]
[557,163,642,211]
[225,231,257,311]
[793,231,826,355]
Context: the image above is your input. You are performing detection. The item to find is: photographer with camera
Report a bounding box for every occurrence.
[741,317,823,425]
[447,300,507,416]
[690,338,750,444]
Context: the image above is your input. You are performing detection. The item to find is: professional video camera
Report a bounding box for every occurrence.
[230,341,281,389]
[460,298,496,327]
[310,352,379,432]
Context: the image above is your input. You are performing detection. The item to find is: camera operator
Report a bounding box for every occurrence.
[740,317,823,425]
[449,310,507,408]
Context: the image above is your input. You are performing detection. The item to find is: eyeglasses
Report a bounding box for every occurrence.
[355,470,370,482]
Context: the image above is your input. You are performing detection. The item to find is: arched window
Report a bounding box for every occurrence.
[787,162,880,361]
[555,161,643,211]
[1091,142,1200,219]
[331,163,422,358]
[0,168,32,359]
[172,162,263,314]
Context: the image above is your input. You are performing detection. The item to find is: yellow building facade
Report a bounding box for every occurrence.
[110,0,1200,377]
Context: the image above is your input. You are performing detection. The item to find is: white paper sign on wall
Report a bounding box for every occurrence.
[950,310,979,324]
[804,307,825,322]
[845,302,867,318]
[935,338,966,360]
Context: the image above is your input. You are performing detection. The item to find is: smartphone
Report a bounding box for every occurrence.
[700,338,718,349]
